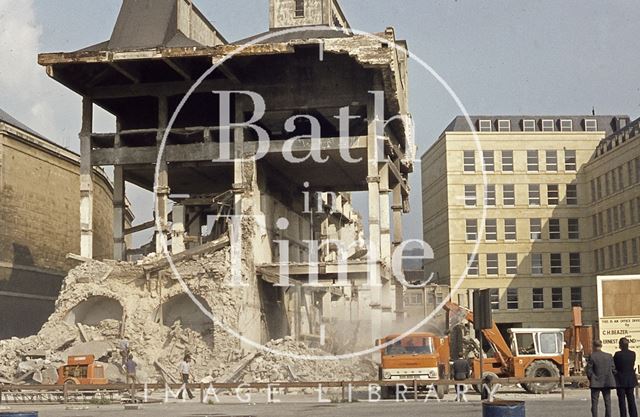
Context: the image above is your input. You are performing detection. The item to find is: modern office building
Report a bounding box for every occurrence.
[422,115,634,330]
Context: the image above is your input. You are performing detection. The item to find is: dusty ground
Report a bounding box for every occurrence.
[0,388,611,417]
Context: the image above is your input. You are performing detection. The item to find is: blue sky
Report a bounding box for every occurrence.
[1,0,639,241]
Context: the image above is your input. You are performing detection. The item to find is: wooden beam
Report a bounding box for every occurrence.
[143,235,230,274]
[125,220,156,235]
[109,62,140,84]
[162,58,191,81]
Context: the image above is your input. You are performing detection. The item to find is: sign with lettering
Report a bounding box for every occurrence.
[599,317,640,356]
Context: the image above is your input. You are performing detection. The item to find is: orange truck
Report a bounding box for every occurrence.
[377,332,450,399]
[56,355,108,385]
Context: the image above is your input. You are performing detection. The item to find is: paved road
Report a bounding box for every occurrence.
[1,390,604,417]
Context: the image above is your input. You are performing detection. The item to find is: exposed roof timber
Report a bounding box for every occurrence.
[162,57,192,81]
[109,62,140,84]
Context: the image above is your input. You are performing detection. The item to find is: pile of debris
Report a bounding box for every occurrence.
[0,234,376,386]
[237,337,377,383]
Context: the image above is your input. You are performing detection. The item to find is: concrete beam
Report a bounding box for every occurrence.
[155,96,170,255]
[113,164,126,261]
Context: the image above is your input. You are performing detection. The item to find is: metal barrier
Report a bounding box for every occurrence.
[0,376,589,405]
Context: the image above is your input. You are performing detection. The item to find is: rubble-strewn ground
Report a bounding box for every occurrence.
[0,241,376,386]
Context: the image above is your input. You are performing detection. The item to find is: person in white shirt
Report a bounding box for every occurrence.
[177,354,194,400]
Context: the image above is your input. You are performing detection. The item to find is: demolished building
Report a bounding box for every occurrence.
[5,0,416,383]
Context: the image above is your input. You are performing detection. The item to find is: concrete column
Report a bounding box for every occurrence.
[155,96,170,254]
[392,181,405,322]
[113,165,126,260]
[79,97,94,259]
[171,204,186,254]
[379,164,392,264]
[367,92,382,344]
[233,100,245,214]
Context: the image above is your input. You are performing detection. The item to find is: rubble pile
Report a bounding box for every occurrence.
[239,337,377,383]
[0,237,376,386]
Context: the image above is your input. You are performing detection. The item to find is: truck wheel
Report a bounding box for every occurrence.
[473,372,498,394]
[522,360,560,394]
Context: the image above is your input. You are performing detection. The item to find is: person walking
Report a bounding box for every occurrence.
[177,354,194,400]
[587,340,617,417]
[614,337,638,417]
[124,353,138,385]
[452,354,471,402]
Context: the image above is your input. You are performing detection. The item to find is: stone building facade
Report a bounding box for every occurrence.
[0,109,116,338]
[421,115,634,330]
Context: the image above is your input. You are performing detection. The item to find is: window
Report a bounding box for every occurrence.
[585,119,598,132]
[546,150,558,171]
[605,172,611,196]
[527,150,539,171]
[498,120,511,132]
[633,239,639,265]
[608,246,614,269]
[547,184,559,205]
[490,289,500,309]
[294,0,305,17]
[506,253,518,274]
[464,151,475,172]
[530,219,542,240]
[631,200,638,226]
[484,185,496,206]
[571,287,583,307]
[552,288,564,309]
[533,288,544,309]
[590,180,596,203]
[607,208,613,232]
[592,215,598,237]
[479,119,492,132]
[507,289,519,310]
[550,253,562,274]
[569,253,581,273]
[486,254,499,275]
[637,158,640,184]
[464,185,477,206]
[503,184,515,206]
[612,169,618,192]
[613,207,620,231]
[620,204,627,228]
[566,184,578,205]
[531,253,543,275]
[549,219,561,240]
[560,119,573,132]
[467,254,479,276]
[541,119,555,132]
[568,218,580,239]
[501,151,514,172]
[466,219,478,241]
[623,241,629,266]
[504,219,517,241]
[485,219,497,241]
[523,119,536,132]
[594,250,601,272]
[483,151,495,172]
[565,150,577,171]
[618,167,625,189]
[615,243,622,267]
[529,184,541,206]
[596,177,603,200]
[598,212,604,235]
[405,293,423,306]
[628,160,635,186]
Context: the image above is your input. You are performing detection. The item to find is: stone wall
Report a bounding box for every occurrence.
[0,124,114,338]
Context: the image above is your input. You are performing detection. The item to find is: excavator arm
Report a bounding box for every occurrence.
[444,301,513,367]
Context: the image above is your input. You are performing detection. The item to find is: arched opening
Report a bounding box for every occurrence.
[155,294,213,336]
[64,296,123,326]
